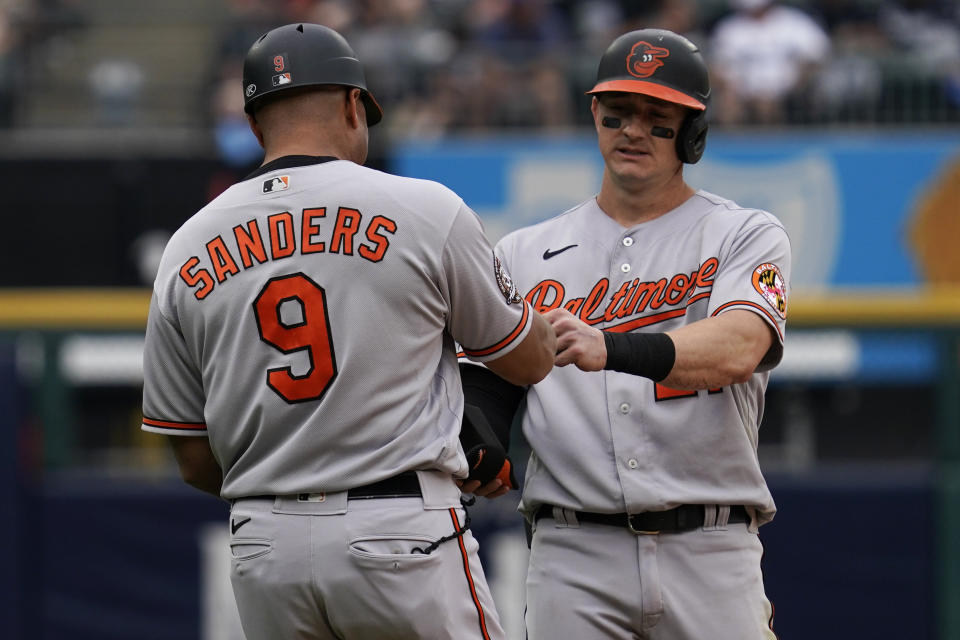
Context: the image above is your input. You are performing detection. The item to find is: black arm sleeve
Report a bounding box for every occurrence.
[459,363,526,451]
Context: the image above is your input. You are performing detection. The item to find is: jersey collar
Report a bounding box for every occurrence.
[244,155,340,181]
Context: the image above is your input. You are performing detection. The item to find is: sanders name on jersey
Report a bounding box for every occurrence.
[178,205,398,300]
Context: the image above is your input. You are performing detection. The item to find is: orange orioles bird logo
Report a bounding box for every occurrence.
[626,41,670,78]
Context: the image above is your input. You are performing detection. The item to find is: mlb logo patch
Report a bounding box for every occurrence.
[262,176,289,193]
[272,73,292,86]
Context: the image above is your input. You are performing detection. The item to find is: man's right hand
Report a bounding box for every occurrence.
[545,308,607,371]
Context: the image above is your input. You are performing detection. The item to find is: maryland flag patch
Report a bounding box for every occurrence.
[752,263,787,319]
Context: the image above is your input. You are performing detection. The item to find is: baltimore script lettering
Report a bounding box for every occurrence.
[179,206,398,300]
[525,257,718,331]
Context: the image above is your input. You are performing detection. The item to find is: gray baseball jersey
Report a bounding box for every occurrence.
[496,190,790,526]
[141,157,533,499]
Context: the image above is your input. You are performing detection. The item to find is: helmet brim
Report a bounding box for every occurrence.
[361,91,383,126]
[587,79,706,111]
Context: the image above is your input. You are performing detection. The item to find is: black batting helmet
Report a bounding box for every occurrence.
[588,29,710,163]
[242,23,383,126]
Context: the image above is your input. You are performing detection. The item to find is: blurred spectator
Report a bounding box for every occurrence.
[208,0,324,169]
[348,0,578,137]
[467,0,572,58]
[878,0,960,115]
[0,0,57,127]
[620,0,710,78]
[290,0,354,32]
[0,6,18,126]
[88,58,144,126]
[385,52,577,136]
[880,0,960,69]
[808,0,889,121]
[129,229,171,286]
[385,66,464,139]
[615,0,706,44]
[210,60,261,170]
[526,60,576,128]
[568,0,624,52]
[217,0,279,61]
[708,0,831,125]
[350,0,457,112]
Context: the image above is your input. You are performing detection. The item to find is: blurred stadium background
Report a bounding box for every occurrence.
[0,0,958,638]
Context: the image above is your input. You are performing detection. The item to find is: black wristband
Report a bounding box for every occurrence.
[602,332,676,381]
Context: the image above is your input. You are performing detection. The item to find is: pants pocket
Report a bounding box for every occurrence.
[230,538,273,562]
[348,534,442,565]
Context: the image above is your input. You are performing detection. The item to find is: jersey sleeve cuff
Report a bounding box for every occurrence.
[711,300,785,370]
[711,300,784,343]
[459,301,532,362]
[142,416,208,435]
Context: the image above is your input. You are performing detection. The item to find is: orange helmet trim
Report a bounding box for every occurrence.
[587,79,705,111]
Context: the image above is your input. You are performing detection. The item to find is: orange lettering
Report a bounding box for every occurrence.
[206,236,240,283]
[358,215,397,262]
[179,257,215,300]
[529,257,719,326]
[234,220,268,268]
[330,207,361,255]
[664,273,692,306]
[564,298,584,314]
[580,279,608,324]
[268,212,295,259]
[604,281,633,322]
[627,279,666,314]
[615,279,640,318]
[654,384,697,401]
[696,257,719,287]
[526,280,564,312]
[301,207,326,254]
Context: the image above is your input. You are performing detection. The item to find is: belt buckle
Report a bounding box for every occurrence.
[626,514,659,535]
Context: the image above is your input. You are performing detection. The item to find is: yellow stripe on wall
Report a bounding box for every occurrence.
[0,289,151,329]
[787,287,960,326]
[0,287,959,330]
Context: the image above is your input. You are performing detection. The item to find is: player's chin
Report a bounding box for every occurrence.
[609,162,653,186]
[609,153,655,175]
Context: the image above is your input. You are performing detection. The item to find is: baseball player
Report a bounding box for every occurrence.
[140,23,556,640]
[462,29,790,639]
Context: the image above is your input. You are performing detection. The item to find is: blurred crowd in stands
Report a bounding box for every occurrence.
[211,0,959,140]
[1,0,959,140]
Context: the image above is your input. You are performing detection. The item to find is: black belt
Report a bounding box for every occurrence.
[341,471,422,500]
[243,472,423,504]
[534,504,749,534]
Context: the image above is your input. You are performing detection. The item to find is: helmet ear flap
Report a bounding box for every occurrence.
[677,109,708,164]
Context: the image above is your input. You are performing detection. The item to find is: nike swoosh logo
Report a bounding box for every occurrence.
[231,516,251,534]
[543,244,578,260]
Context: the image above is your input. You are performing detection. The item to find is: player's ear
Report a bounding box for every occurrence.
[246,113,265,149]
[344,88,364,130]
[590,96,602,129]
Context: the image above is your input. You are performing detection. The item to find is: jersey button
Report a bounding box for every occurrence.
[627,458,639,469]
[619,403,630,414]
[620,263,631,273]
[622,237,634,247]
